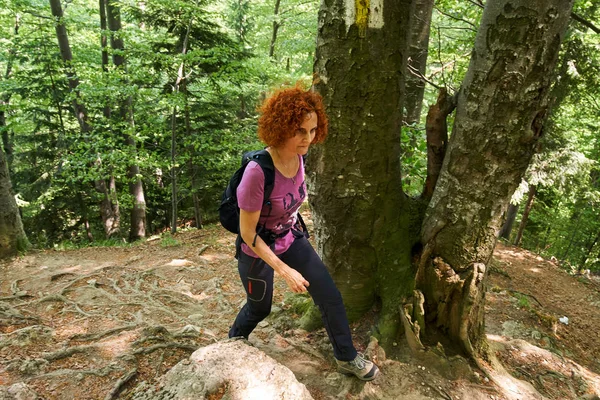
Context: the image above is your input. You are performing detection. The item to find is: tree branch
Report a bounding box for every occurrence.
[571,12,600,34]
[434,6,477,31]
[407,63,442,90]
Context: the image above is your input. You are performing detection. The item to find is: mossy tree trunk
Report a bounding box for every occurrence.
[310,0,415,344]
[418,0,574,357]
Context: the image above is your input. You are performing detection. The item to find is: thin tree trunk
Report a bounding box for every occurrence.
[1,15,19,169]
[105,0,147,241]
[499,203,518,240]
[514,185,536,247]
[421,88,457,200]
[170,13,194,234]
[49,0,119,238]
[170,110,178,234]
[404,0,435,126]
[49,0,90,133]
[269,0,281,58]
[580,230,600,269]
[78,192,94,242]
[100,0,111,119]
[183,78,202,229]
[418,0,574,357]
[561,205,583,260]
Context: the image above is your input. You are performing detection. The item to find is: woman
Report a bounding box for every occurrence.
[228,86,379,381]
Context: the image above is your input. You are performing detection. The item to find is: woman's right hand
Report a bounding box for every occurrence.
[277,265,309,293]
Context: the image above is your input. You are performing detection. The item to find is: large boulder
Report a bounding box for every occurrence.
[131,339,313,400]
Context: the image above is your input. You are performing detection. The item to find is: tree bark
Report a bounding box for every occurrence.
[404,0,435,126]
[269,0,282,58]
[105,0,147,241]
[418,0,574,357]
[311,0,415,343]
[421,88,457,200]
[50,0,119,238]
[514,185,536,247]
[499,203,518,240]
[0,146,28,258]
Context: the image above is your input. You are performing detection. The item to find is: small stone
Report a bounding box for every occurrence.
[393,342,397,346]
[258,321,269,328]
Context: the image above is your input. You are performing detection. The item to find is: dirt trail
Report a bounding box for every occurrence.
[1,225,599,399]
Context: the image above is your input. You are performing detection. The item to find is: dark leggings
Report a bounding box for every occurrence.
[228,233,358,361]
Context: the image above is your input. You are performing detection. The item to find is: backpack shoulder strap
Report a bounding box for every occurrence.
[242,149,275,204]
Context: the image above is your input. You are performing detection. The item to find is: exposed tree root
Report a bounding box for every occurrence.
[473,345,546,400]
[131,342,198,355]
[507,289,543,307]
[70,324,138,341]
[399,303,425,353]
[42,345,98,361]
[28,365,121,380]
[104,368,137,400]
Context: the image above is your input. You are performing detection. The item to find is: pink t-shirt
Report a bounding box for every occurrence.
[237,155,306,257]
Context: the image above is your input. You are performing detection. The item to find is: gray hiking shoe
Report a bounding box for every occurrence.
[336,353,379,381]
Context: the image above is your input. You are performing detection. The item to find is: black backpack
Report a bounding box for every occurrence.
[219,149,275,235]
[219,149,309,250]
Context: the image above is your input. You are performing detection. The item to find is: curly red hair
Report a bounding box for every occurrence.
[258,86,328,148]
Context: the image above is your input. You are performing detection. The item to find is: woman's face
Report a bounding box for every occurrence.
[282,112,317,155]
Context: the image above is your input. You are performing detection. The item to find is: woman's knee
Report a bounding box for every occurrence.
[249,303,271,320]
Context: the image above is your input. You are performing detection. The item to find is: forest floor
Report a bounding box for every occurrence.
[1,211,600,400]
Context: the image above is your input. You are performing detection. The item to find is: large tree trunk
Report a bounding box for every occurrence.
[418,0,574,357]
[0,147,28,258]
[311,0,415,343]
[514,184,536,247]
[50,0,119,238]
[105,0,147,241]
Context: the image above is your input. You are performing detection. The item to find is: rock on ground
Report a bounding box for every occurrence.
[0,383,42,400]
[130,339,314,400]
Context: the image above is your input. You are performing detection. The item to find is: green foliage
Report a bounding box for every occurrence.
[3,0,598,266]
[513,1,600,272]
[1,0,318,248]
[401,0,483,196]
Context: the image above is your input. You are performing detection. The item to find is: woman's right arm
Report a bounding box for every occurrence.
[239,208,309,293]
